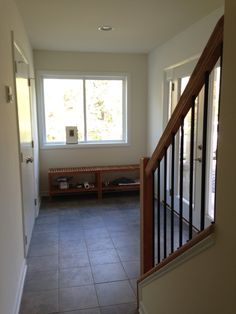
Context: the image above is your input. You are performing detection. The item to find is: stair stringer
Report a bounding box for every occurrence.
[138,233,215,314]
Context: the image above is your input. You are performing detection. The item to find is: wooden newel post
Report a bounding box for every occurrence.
[140,157,154,275]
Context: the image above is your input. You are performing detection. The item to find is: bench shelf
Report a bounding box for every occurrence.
[48,164,140,199]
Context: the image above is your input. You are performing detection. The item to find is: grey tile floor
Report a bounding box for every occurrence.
[20,194,140,314]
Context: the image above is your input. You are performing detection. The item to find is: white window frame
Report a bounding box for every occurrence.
[36,71,129,149]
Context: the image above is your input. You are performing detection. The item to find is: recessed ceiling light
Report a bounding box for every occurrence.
[98,25,113,32]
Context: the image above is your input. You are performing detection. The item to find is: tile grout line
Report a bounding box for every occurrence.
[21,196,140,314]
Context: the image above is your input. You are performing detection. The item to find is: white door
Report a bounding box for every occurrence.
[14,43,35,255]
[166,77,204,229]
[166,65,221,230]
[205,65,221,222]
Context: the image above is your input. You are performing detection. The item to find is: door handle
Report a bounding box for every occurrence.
[194,157,202,162]
[26,157,33,164]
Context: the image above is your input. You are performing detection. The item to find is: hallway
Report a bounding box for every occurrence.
[20,194,140,314]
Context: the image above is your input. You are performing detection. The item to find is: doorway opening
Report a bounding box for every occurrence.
[165,61,221,229]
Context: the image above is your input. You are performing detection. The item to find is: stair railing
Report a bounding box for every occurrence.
[140,16,224,275]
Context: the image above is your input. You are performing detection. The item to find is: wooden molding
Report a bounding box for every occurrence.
[138,223,215,284]
[140,157,154,275]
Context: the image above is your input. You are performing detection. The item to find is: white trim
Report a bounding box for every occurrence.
[14,260,27,314]
[83,79,87,141]
[139,301,148,314]
[40,190,49,197]
[37,70,129,79]
[165,54,200,74]
[40,141,130,150]
[36,70,129,149]
[138,233,215,301]
[35,196,41,217]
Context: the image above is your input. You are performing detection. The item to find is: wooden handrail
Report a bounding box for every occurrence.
[138,223,215,285]
[145,16,224,177]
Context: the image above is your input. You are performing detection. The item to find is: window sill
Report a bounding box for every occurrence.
[40,141,130,150]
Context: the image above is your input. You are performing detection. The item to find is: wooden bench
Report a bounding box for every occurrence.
[48,164,140,199]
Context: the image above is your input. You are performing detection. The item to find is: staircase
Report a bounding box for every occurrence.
[138,15,224,313]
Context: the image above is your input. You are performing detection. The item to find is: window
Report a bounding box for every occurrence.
[38,73,128,147]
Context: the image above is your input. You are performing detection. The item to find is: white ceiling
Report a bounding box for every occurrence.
[14,0,224,53]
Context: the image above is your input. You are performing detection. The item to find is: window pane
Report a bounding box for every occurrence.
[43,79,84,143]
[85,80,123,141]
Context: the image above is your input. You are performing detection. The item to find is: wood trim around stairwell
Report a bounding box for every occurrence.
[137,223,215,284]
[140,157,155,275]
[145,16,224,176]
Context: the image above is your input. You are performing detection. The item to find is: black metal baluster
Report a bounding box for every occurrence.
[189,97,195,240]
[164,152,167,258]
[157,160,161,263]
[201,72,210,231]
[171,134,175,253]
[179,119,184,247]
[152,170,155,267]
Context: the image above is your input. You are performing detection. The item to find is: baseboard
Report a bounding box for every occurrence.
[40,190,49,197]
[14,259,27,314]
[35,196,42,217]
[138,233,215,301]
[35,205,39,218]
[38,195,42,209]
[139,301,148,314]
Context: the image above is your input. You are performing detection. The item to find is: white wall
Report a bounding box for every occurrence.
[147,7,224,156]
[0,0,37,313]
[140,2,236,313]
[33,50,147,194]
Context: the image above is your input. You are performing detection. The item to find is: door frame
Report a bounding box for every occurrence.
[163,58,220,230]
[11,33,36,256]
